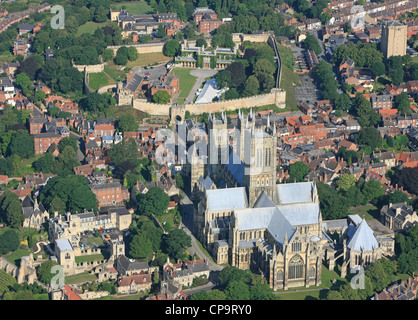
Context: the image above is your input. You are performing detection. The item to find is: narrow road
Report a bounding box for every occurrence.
[184,69,218,105]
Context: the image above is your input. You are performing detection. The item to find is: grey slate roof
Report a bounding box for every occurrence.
[56,239,73,252]
[278,202,320,226]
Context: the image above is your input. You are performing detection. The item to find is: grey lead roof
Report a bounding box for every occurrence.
[276,182,315,205]
[278,202,320,226]
[347,219,379,252]
[56,239,73,252]
[206,187,248,212]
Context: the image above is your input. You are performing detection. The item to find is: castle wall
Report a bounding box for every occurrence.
[73,63,104,73]
[131,89,286,117]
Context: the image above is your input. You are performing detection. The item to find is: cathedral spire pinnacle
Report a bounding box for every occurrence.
[267,114,270,129]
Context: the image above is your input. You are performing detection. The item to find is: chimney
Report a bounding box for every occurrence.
[54,211,58,218]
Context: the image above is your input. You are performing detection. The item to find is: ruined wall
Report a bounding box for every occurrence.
[73,63,104,73]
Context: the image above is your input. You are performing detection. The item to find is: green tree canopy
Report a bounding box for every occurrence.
[152,90,171,104]
[137,187,170,217]
[162,228,191,261]
[0,229,20,254]
[129,234,153,260]
[37,261,59,285]
[289,161,310,182]
[163,39,180,57]
[117,113,138,132]
[0,191,24,228]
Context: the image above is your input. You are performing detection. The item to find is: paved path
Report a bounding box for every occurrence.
[34,241,50,254]
[184,69,218,105]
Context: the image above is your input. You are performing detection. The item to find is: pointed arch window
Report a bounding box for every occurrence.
[288,255,304,279]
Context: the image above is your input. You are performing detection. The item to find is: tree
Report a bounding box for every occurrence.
[102,49,114,62]
[163,39,180,57]
[127,46,138,61]
[242,75,260,96]
[152,90,171,104]
[225,280,250,300]
[40,175,98,214]
[0,190,24,228]
[114,46,129,65]
[371,61,385,77]
[316,182,349,219]
[334,94,351,111]
[196,37,207,47]
[37,261,59,285]
[174,173,184,189]
[162,229,191,260]
[337,174,356,192]
[32,153,55,173]
[225,62,246,88]
[20,57,39,80]
[392,167,418,197]
[289,161,310,182]
[117,113,138,132]
[326,290,343,300]
[129,234,153,260]
[303,33,321,55]
[215,70,231,88]
[15,72,32,94]
[137,187,170,217]
[156,24,166,38]
[250,283,275,300]
[389,67,404,86]
[7,130,34,159]
[395,92,412,116]
[254,59,275,77]
[58,136,78,153]
[34,89,46,102]
[0,229,20,254]
[396,225,418,274]
[362,180,384,201]
[355,127,382,151]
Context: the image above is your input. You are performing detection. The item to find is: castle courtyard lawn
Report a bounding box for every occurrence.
[4,249,32,267]
[110,1,154,15]
[88,72,114,91]
[171,68,198,105]
[65,272,98,284]
[75,254,105,264]
[126,52,171,68]
[87,236,104,246]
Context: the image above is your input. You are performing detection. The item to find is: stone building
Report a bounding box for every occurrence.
[21,196,49,230]
[380,20,407,59]
[162,258,210,288]
[55,238,76,276]
[380,202,418,231]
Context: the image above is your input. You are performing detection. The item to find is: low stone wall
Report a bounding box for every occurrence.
[108,43,165,55]
[97,84,117,94]
[133,99,171,116]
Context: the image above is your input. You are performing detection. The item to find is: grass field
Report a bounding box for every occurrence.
[4,249,31,267]
[172,68,198,105]
[126,52,171,68]
[277,43,301,111]
[65,272,98,284]
[106,104,148,123]
[110,1,154,15]
[88,72,114,91]
[75,254,105,264]
[76,21,110,36]
[104,63,127,82]
[348,204,380,221]
[88,236,104,246]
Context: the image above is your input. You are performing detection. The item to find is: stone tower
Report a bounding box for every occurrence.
[208,111,228,182]
[237,108,255,161]
[381,20,407,59]
[190,147,206,202]
[243,114,277,207]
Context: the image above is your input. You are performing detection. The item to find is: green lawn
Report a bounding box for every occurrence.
[4,249,31,267]
[158,211,178,232]
[126,52,171,68]
[104,63,127,82]
[34,293,50,300]
[172,68,198,105]
[278,289,329,300]
[88,236,104,246]
[277,44,301,111]
[76,21,110,36]
[110,1,154,15]
[88,72,113,91]
[348,204,380,222]
[65,272,98,284]
[75,254,105,264]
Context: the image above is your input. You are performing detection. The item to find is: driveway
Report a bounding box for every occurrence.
[185,69,218,104]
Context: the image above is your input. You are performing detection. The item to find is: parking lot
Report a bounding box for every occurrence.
[294,74,322,104]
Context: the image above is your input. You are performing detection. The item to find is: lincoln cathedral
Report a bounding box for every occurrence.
[186,110,395,291]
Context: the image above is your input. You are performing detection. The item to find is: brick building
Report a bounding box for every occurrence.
[89,180,129,208]
[34,132,62,155]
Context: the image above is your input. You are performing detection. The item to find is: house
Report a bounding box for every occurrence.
[115,255,152,276]
[117,271,153,294]
[33,132,62,155]
[380,202,418,232]
[19,24,35,35]
[88,179,129,208]
[372,151,397,169]
[21,196,49,230]
[163,258,210,288]
[370,93,393,109]
[13,39,31,56]
[406,80,418,93]
[338,140,357,151]
[193,7,222,34]
[372,277,418,300]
